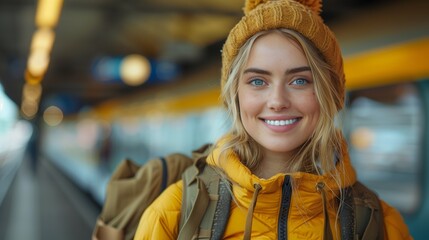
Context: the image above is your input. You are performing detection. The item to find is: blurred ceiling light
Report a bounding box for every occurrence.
[36,0,64,28]
[21,99,39,119]
[120,54,151,86]
[27,48,50,77]
[23,83,42,101]
[31,28,55,52]
[43,105,63,126]
[25,69,44,84]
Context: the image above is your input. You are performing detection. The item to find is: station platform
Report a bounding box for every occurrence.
[0,154,101,240]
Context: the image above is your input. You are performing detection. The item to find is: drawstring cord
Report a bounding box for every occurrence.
[243,183,262,240]
[316,182,334,240]
[242,181,333,239]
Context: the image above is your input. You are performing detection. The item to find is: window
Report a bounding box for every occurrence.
[344,83,423,214]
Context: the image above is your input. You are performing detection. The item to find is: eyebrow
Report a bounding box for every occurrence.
[286,66,311,75]
[243,66,311,75]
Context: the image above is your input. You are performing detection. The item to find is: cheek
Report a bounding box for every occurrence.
[308,94,320,119]
[297,91,320,116]
[311,91,320,109]
[238,90,260,117]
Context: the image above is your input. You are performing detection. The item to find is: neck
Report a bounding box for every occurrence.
[253,152,293,179]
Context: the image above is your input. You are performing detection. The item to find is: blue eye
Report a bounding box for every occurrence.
[291,78,308,85]
[250,79,265,86]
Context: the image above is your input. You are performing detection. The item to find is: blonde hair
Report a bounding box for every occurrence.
[220,28,344,175]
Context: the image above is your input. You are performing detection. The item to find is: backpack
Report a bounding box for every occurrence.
[92,144,385,240]
[91,144,213,240]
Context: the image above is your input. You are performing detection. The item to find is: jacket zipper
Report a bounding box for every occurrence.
[278,175,292,240]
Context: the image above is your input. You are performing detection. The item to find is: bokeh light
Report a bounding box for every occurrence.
[43,105,64,126]
[351,127,375,150]
[120,54,151,86]
[27,48,50,77]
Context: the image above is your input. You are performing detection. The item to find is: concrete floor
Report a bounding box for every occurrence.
[0,155,101,240]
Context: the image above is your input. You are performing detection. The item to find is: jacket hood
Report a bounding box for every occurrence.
[206,134,357,213]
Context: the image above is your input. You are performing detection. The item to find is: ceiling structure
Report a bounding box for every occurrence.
[0,0,387,116]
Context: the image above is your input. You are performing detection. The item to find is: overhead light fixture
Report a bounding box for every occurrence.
[27,48,50,77]
[31,28,55,52]
[21,98,39,119]
[35,0,64,28]
[23,82,42,102]
[120,54,151,86]
[21,0,63,119]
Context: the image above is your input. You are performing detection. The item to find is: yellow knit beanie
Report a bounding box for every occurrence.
[221,0,345,109]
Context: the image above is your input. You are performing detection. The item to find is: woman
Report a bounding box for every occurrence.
[134,0,412,239]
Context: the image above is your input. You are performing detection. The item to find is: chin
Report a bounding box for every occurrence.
[262,142,301,156]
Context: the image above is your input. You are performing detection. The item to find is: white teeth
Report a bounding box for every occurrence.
[265,119,297,126]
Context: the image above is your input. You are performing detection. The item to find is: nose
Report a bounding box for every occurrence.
[267,84,290,111]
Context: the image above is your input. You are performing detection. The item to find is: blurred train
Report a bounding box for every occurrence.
[41,36,429,238]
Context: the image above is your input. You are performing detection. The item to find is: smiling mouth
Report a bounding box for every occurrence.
[264,118,300,126]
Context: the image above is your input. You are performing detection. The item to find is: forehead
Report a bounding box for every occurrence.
[245,32,308,68]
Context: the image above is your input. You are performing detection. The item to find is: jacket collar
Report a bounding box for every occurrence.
[206,135,357,196]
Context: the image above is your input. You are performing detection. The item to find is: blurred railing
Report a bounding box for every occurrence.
[0,120,33,206]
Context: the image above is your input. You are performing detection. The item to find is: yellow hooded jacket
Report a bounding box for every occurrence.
[134,140,412,239]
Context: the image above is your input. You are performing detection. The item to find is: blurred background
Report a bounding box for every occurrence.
[0,0,428,239]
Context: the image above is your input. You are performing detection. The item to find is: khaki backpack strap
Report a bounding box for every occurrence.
[180,164,199,227]
[353,182,385,240]
[92,219,124,240]
[179,149,231,240]
[179,166,210,240]
[191,143,213,160]
[196,164,231,240]
[341,181,385,240]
